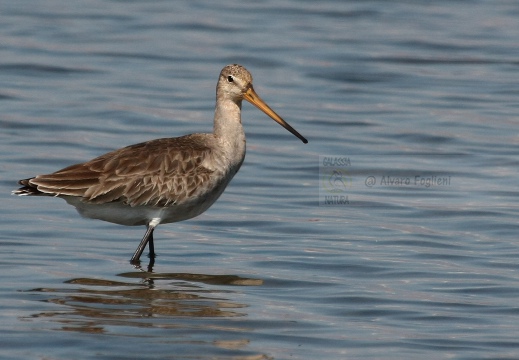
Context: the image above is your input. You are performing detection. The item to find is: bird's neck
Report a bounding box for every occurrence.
[213,96,246,166]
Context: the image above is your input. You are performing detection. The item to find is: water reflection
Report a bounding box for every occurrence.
[25,271,263,337]
[118,271,264,287]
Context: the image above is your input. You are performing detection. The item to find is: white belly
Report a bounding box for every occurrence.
[62,174,232,226]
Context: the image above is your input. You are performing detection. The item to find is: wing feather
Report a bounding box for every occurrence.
[18,134,221,207]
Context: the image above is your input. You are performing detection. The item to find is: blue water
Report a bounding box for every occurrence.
[2,1,519,359]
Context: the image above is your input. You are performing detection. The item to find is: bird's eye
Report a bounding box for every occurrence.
[227,75,234,83]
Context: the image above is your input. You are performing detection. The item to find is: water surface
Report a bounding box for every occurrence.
[1,1,519,359]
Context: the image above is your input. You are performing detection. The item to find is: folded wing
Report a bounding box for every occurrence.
[15,135,218,207]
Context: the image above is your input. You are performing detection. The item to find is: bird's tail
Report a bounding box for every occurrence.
[12,179,43,196]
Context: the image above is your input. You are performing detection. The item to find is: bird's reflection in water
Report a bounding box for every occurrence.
[25,269,263,339]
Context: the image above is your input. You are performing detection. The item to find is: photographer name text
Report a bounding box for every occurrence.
[365,175,451,188]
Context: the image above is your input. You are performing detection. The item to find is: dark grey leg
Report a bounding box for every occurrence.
[148,231,155,259]
[131,225,155,264]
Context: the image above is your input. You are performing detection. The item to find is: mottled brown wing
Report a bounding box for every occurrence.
[22,135,217,207]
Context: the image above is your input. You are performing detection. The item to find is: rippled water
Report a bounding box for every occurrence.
[2,1,519,359]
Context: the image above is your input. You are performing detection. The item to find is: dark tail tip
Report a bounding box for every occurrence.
[13,178,42,196]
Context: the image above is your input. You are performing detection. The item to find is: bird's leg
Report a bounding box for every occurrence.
[148,231,155,259]
[146,252,155,273]
[130,225,155,264]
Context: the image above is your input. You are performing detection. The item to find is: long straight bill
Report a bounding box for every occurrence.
[243,86,308,144]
